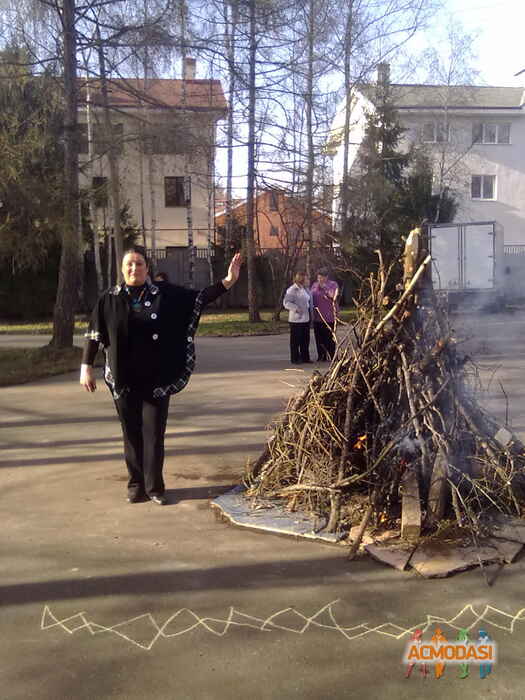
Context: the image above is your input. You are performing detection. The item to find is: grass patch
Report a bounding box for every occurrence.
[0,346,83,387]
[0,320,88,335]
[198,310,287,336]
[198,308,357,336]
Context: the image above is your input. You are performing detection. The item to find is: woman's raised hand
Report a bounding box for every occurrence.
[223,252,242,288]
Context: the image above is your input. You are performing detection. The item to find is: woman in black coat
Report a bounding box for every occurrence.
[80,246,241,505]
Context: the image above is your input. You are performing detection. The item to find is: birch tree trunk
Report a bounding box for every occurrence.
[138,117,147,248]
[304,0,315,281]
[245,0,260,321]
[147,146,157,262]
[86,79,103,294]
[206,142,214,284]
[339,1,354,240]
[224,0,238,264]
[180,0,195,287]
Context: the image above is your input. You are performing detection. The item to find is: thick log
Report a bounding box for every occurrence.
[401,465,421,541]
[426,449,449,527]
[403,227,421,286]
[348,501,374,560]
[494,427,512,447]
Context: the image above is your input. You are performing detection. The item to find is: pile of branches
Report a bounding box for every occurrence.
[246,252,525,548]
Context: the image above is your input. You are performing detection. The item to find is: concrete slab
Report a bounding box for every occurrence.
[211,486,342,544]
[400,465,421,541]
[486,537,524,564]
[489,513,525,544]
[365,541,416,571]
[409,542,501,578]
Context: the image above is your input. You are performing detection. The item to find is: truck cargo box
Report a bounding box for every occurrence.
[429,221,504,310]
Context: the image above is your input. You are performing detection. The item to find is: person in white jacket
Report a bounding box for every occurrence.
[283,271,312,364]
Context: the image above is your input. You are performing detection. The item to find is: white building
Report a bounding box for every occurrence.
[329,71,525,244]
[78,60,227,251]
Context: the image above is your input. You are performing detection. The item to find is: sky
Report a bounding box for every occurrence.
[434,0,524,86]
[215,0,525,194]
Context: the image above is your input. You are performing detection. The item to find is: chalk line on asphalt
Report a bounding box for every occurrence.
[40,601,525,651]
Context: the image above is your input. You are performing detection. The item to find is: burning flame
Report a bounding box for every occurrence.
[354,435,367,450]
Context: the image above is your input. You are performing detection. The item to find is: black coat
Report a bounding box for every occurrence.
[85,279,227,398]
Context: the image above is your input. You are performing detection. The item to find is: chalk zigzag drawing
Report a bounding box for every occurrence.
[41,601,525,651]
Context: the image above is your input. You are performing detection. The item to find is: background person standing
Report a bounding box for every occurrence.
[310,268,339,362]
[283,271,312,364]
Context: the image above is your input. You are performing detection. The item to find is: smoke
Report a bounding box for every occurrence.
[455,309,525,436]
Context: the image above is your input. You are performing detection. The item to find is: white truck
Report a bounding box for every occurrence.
[429,221,505,310]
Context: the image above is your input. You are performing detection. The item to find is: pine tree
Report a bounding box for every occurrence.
[339,88,457,281]
[0,48,65,271]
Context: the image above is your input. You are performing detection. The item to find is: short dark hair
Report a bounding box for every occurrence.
[154,271,169,282]
[122,245,149,266]
[317,268,329,277]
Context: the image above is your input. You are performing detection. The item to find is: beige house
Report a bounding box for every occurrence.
[78,60,227,250]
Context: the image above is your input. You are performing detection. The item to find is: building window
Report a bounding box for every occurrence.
[165,176,189,207]
[422,121,449,143]
[92,176,108,208]
[472,122,511,144]
[471,175,496,200]
[269,191,278,211]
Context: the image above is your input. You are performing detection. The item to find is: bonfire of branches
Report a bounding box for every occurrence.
[245,243,525,552]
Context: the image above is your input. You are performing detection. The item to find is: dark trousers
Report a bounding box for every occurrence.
[289,322,311,363]
[114,389,170,497]
[313,321,336,361]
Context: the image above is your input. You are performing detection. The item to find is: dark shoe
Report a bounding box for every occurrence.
[150,494,167,506]
[127,491,146,503]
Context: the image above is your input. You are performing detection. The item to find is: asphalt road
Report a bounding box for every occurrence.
[2,317,525,699]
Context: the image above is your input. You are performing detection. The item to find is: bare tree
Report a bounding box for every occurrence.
[418,20,481,222]
[244,0,261,321]
[223,0,238,263]
[83,71,104,294]
[50,0,82,348]
[0,0,181,344]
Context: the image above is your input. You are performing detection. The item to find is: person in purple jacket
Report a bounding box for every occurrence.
[310,268,339,362]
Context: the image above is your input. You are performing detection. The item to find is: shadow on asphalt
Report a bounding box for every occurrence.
[1,425,263,451]
[1,555,377,608]
[166,484,237,502]
[0,440,264,467]
[0,396,285,430]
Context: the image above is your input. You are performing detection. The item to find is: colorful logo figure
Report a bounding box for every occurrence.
[404,626,496,680]
[431,627,447,679]
[478,629,493,680]
[457,629,470,679]
[405,629,428,679]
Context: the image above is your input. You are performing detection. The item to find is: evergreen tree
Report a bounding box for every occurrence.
[0,48,64,271]
[337,88,457,283]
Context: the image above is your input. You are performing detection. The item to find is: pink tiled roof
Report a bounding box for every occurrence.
[80,78,227,112]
